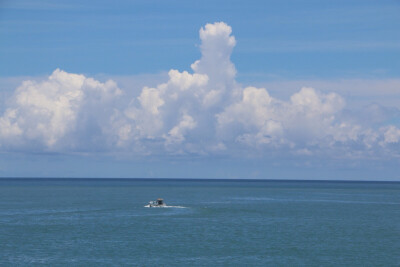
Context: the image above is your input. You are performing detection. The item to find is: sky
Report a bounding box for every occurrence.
[0,0,400,180]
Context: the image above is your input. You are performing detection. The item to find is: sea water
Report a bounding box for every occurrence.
[0,179,399,266]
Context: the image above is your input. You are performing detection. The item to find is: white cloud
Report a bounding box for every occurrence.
[382,126,400,144]
[138,87,164,115]
[0,22,399,159]
[164,114,197,146]
[193,22,237,83]
[0,69,121,151]
[217,86,350,150]
[168,70,208,91]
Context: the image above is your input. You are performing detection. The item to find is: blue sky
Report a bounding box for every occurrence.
[0,0,400,180]
[2,0,399,78]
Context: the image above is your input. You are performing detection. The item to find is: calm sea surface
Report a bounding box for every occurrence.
[0,179,399,266]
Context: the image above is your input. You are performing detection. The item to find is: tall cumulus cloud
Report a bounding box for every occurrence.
[0,22,399,158]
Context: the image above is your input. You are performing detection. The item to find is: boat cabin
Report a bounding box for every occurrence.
[157,198,164,205]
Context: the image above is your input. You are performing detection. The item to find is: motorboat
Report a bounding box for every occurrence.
[147,198,166,208]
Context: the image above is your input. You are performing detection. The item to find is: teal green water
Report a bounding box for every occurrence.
[0,179,399,266]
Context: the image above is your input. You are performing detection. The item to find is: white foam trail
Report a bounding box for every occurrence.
[144,205,186,208]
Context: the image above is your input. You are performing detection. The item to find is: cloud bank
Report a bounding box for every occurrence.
[1,22,399,159]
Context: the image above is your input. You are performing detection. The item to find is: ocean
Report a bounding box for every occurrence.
[0,178,399,266]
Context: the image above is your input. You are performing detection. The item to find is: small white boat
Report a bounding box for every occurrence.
[146,198,166,208]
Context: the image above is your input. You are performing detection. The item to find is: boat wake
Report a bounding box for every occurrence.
[144,205,186,208]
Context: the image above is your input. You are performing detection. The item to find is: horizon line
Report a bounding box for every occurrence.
[0,177,399,183]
